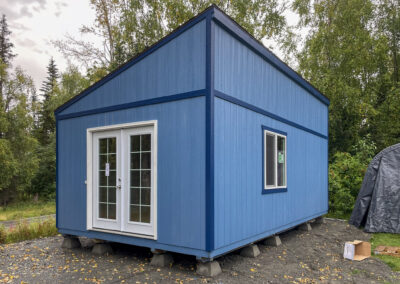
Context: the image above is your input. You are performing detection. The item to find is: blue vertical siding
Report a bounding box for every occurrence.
[214,23,327,136]
[59,20,206,116]
[213,98,328,250]
[58,97,206,250]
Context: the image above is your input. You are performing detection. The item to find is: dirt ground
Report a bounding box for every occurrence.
[0,219,399,283]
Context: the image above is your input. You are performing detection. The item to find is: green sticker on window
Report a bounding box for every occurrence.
[278,152,285,163]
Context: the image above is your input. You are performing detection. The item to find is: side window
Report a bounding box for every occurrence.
[264,129,286,190]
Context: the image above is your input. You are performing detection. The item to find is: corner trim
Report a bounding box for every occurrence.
[205,10,215,252]
[56,119,59,228]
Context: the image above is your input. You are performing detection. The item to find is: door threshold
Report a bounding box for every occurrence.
[89,227,156,240]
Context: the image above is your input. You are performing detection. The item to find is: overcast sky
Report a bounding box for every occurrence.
[1,1,299,90]
[1,0,96,88]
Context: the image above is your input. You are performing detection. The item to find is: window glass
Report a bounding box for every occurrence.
[277,136,286,186]
[265,133,276,186]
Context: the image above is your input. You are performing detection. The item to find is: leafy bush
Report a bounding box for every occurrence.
[329,136,376,216]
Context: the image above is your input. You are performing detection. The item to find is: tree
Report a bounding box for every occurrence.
[54,0,293,72]
[31,65,88,200]
[38,58,59,145]
[0,15,38,204]
[292,0,380,155]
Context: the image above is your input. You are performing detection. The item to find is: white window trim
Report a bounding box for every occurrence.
[264,130,287,190]
[86,120,158,240]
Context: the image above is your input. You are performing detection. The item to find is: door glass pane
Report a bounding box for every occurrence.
[141,188,150,205]
[108,204,116,219]
[142,135,151,151]
[277,136,286,186]
[130,205,140,222]
[99,187,107,202]
[99,203,107,219]
[265,133,276,186]
[129,134,151,223]
[141,153,151,169]
[98,137,117,220]
[130,188,140,204]
[141,170,151,187]
[108,187,116,203]
[131,153,140,169]
[141,206,150,223]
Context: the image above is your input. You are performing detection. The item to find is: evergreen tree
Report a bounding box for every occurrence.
[0,14,15,66]
[38,58,59,145]
[0,14,16,102]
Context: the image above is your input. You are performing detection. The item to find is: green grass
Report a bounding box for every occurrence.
[0,218,58,244]
[324,211,351,220]
[370,233,400,271]
[0,201,55,221]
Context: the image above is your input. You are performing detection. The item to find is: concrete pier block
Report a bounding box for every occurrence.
[151,249,166,255]
[263,235,282,247]
[61,236,81,249]
[150,253,174,267]
[240,244,260,258]
[314,216,326,225]
[92,243,113,255]
[196,261,222,277]
[297,222,312,231]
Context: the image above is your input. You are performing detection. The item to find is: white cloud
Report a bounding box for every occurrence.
[2,0,96,90]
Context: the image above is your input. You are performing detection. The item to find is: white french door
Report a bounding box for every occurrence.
[88,121,157,238]
[92,130,121,231]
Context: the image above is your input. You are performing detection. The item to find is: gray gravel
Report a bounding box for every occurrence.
[0,219,399,283]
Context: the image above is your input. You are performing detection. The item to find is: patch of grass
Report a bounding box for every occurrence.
[0,218,58,244]
[370,233,400,271]
[0,201,55,221]
[351,269,361,275]
[325,212,351,220]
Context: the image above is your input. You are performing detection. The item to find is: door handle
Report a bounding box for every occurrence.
[117,184,121,190]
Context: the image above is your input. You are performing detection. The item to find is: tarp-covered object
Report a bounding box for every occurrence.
[349,143,400,233]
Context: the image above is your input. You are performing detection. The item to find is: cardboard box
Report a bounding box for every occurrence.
[343,240,371,261]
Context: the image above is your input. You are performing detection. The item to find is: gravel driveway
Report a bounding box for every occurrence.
[0,219,399,283]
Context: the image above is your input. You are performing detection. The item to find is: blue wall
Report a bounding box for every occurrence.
[213,98,328,250]
[212,21,328,251]
[59,20,206,115]
[58,97,206,250]
[214,24,327,136]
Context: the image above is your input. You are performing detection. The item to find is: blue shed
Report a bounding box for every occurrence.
[55,5,329,265]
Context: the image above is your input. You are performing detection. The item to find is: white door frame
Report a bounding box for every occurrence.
[86,120,158,239]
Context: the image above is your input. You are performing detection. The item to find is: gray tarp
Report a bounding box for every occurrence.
[349,143,400,233]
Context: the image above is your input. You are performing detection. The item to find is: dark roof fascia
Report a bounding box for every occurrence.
[54,6,213,115]
[212,8,330,106]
